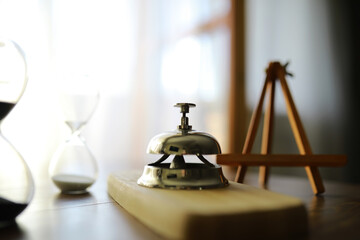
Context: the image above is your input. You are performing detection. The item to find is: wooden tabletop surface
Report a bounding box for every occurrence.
[1,166,359,240]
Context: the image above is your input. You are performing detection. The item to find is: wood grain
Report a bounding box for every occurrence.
[1,166,359,240]
[108,171,308,240]
[217,154,347,166]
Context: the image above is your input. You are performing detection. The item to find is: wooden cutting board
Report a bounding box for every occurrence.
[107,171,307,240]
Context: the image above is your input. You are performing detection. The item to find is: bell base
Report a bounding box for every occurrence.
[137,163,229,190]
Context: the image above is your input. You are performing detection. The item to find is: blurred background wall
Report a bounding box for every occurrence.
[244,0,360,183]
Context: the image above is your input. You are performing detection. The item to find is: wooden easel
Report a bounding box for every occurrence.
[217,62,347,195]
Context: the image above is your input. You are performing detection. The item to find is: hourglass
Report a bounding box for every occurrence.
[0,38,34,226]
[49,75,99,194]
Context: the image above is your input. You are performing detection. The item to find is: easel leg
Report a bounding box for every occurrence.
[235,78,268,183]
[235,166,247,183]
[305,166,324,195]
[259,79,275,188]
[278,70,325,194]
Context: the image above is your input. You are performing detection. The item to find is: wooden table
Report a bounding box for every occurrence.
[1,167,359,240]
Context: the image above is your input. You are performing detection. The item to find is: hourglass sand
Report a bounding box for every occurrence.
[49,76,99,194]
[0,39,34,226]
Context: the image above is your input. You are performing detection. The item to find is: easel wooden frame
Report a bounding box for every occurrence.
[217,62,347,195]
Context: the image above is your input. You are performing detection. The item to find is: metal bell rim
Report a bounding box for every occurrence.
[137,163,229,190]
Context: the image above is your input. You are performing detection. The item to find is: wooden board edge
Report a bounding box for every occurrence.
[107,171,309,240]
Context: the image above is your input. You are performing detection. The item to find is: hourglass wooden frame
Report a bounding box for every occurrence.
[217,62,347,195]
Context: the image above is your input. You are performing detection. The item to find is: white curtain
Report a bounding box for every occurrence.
[0,0,231,180]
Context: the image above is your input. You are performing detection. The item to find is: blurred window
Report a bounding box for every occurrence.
[0,0,232,172]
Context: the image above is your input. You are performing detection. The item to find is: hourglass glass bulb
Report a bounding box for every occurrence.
[0,38,34,225]
[61,91,99,132]
[49,74,99,194]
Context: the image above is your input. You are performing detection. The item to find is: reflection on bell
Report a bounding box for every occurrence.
[137,103,228,189]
